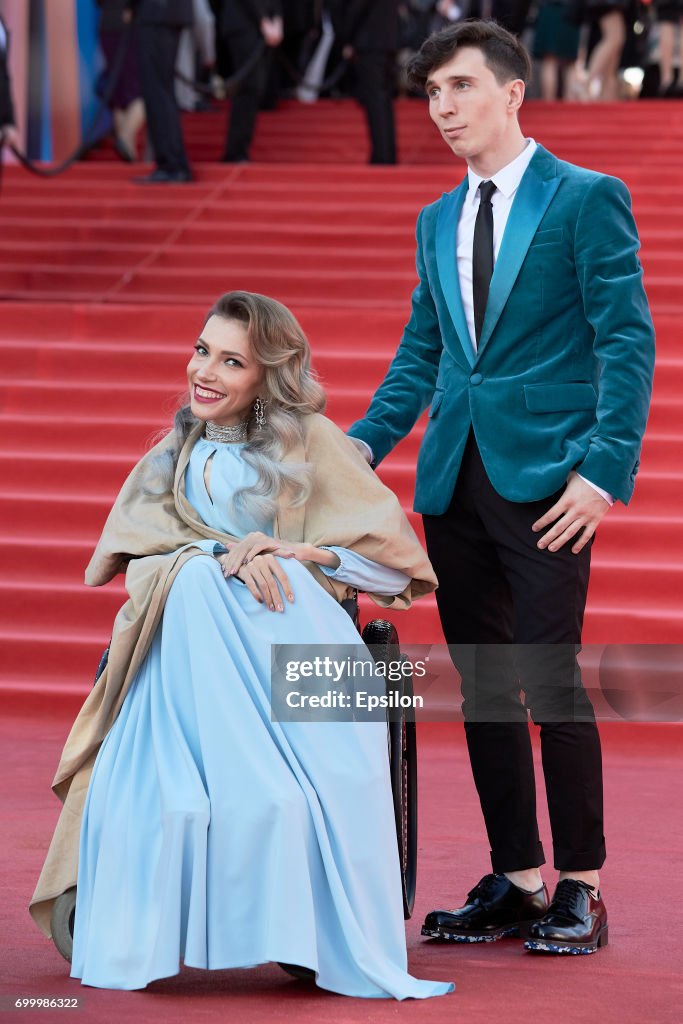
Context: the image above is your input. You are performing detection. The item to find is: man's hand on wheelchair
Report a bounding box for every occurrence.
[347,436,373,464]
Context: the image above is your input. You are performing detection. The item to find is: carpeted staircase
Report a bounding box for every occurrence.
[0,99,681,698]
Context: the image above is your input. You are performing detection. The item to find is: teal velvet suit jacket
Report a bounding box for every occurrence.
[348,144,656,514]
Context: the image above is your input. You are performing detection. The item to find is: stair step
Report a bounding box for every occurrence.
[1,379,680,433]
[2,594,680,697]
[1,97,682,675]
[0,448,679,507]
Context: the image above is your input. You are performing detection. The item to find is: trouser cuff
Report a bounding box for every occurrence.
[553,840,606,872]
[491,841,546,874]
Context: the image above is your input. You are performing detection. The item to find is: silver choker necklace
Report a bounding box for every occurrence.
[205,420,248,444]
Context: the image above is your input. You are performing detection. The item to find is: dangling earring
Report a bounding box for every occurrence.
[253,396,266,430]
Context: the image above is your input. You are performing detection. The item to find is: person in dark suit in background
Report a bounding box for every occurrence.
[332,0,399,165]
[219,0,283,162]
[277,0,317,80]
[492,0,534,34]
[131,0,193,183]
[0,14,19,153]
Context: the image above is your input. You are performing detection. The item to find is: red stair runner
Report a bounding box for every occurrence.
[0,100,681,697]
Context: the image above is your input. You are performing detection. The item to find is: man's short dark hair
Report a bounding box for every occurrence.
[407,19,532,91]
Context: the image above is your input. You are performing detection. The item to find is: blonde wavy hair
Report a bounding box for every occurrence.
[169,291,326,524]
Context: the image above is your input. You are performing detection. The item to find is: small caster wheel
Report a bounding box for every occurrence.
[278,962,316,981]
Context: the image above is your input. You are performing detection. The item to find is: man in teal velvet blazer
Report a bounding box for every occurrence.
[348,21,655,955]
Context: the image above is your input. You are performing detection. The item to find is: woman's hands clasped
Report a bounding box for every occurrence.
[217,532,340,611]
[223,551,294,612]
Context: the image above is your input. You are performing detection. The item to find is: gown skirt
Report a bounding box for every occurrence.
[69,442,454,999]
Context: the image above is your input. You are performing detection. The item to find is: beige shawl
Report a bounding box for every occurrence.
[29,413,436,937]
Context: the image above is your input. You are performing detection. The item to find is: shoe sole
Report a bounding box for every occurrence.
[524,926,609,955]
[421,924,528,943]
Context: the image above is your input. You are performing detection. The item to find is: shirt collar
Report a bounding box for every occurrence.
[466,138,537,204]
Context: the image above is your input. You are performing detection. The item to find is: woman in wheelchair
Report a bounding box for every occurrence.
[29,291,454,1000]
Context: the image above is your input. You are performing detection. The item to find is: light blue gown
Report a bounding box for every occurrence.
[70,438,454,999]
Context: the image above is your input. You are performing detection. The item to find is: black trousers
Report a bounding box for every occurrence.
[222,30,272,161]
[136,23,190,174]
[354,50,397,165]
[422,431,606,872]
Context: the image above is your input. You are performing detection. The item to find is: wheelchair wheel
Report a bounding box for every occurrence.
[391,659,417,919]
[362,620,418,919]
[94,645,110,687]
[51,886,76,963]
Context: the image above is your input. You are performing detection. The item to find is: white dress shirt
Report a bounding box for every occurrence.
[457,138,538,353]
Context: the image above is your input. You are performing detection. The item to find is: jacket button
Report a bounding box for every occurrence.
[470,373,483,386]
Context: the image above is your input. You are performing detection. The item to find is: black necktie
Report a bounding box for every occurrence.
[472,180,497,347]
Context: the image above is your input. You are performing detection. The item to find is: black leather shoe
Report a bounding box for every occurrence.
[132,169,192,184]
[524,879,608,954]
[422,873,549,943]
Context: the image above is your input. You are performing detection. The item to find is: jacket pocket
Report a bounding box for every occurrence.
[524,382,597,413]
[428,389,444,418]
[529,227,563,247]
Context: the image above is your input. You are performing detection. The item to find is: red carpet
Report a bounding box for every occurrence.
[1,708,680,1023]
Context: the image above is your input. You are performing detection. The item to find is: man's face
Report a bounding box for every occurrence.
[426,47,521,163]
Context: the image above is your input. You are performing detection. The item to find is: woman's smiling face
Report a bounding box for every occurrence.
[186,315,265,426]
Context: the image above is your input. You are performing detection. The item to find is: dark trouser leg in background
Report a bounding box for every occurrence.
[354,50,397,165]
[223,30,270,161]
[136,24,190,175]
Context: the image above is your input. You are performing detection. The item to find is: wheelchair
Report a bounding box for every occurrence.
[50,589,418,978]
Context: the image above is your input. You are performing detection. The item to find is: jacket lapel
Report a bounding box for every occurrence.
[435,177,475,367]
[475,146,561,358]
